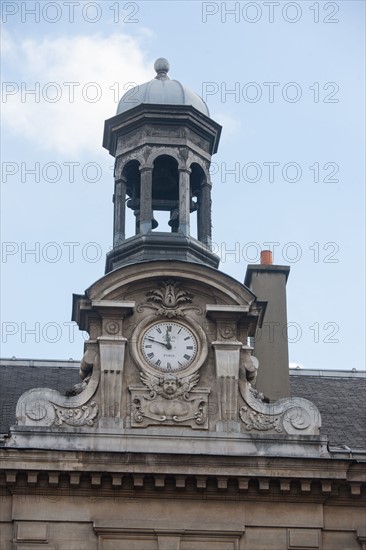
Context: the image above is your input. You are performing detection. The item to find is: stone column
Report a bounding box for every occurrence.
[178,168,191,236]
[113,176,126,246]
[139,166,153,234]
[198,177,212,246]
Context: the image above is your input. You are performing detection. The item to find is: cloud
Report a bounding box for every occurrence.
[1,30,152,157]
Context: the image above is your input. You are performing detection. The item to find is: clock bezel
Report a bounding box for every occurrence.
[130,314,208,376]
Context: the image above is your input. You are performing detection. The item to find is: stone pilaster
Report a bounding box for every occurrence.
[91,301,134,424]
[206,305,250,432]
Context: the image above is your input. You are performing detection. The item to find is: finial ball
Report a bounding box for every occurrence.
[154,58,170,74]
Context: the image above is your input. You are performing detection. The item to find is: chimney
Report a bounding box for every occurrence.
[244,250,290,401]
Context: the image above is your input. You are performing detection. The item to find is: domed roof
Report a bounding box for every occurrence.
[116,58,210,117]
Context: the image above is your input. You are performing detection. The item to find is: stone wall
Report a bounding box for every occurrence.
[1,451,365,550]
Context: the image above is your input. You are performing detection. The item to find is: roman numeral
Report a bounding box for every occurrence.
[147,352,154,359]
[177,328,182,334]
[145,344,152,348]
[167,325,172,332]
[167,362,172,371]
[186,346,193,350]
[155,359,161,366]
[183,354,191,360]
[156,327,162,333]
[184,336,190,341]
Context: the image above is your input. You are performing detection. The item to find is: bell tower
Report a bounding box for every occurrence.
[103,58,222,272]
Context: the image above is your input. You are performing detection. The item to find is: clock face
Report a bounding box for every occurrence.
[141,321,198,372]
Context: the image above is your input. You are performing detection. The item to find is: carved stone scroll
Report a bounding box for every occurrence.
[15,347,100,428]
[238,380,321,436]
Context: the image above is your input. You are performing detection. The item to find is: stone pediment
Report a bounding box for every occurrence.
[6,264,322,458]
[78,260,257,309]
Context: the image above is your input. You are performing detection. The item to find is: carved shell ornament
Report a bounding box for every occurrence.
[137,279,202,317]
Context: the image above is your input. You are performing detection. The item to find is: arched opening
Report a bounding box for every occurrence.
[152,155,179,232]
[123,160,141,235]
[115,156,210,239]
[190,163,208,243]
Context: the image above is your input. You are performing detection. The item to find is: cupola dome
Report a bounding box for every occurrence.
[116,58,210,116]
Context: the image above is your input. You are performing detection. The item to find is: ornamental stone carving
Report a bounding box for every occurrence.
[238,380,321,436]
[54,402,98,426]
[218,323,237,340]
[15,348,100,428]
[137,280,201,317]
[105,320,120,335]
[240,346,259,385]
[129,371,210,429]
[17,395,99,428]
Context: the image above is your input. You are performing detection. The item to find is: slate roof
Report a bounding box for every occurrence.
[0,360,80,436]
[0,360,365,450]
[289,372,366,450]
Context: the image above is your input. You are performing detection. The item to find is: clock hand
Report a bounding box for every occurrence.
[165,328,172,350]
[146,336,171,348]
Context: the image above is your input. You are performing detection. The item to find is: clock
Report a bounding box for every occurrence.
[141,321,198,372]
[130,315,208,376]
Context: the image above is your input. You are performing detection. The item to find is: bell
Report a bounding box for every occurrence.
[152,159,179,200]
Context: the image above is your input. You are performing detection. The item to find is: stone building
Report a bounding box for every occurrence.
[0,58,365,550]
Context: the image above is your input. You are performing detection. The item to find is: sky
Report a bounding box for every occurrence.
[1,0,365,370]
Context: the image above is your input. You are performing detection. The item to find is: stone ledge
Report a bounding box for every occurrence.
[4,427,328,458]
